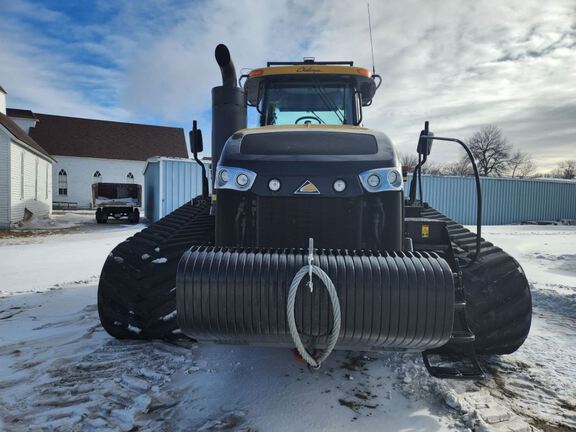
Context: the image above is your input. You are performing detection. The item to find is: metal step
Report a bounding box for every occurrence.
[449,331,476,344]
[422,350,485,379]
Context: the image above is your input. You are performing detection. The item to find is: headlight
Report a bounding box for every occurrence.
[215,166,257,191]
[333,179,346,192]
[236,173,249,187]
[387,169,401,187]
[359,167,403,193]
[268,178,281,192]
[367,174,381,188]
[219,169,229,184]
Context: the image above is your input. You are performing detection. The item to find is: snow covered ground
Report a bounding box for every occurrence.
[0,219,575,431]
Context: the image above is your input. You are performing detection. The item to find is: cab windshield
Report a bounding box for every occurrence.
[260,79,359,126]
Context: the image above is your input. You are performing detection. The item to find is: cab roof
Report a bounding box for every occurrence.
[243,62,380,106]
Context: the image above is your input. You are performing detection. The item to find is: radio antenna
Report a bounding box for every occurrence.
[367,2,376,75]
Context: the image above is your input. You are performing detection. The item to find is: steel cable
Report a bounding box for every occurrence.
[287,264,341,369]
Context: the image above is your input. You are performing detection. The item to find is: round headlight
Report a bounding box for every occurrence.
[388,170,400,186]
[219,169,229,184]
[268,178,281,192]
[333,179,346,192]
[236,173,249,187]
[367,174,381,188]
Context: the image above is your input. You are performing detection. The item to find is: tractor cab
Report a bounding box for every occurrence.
[209,57,401,252]
[243,61,380,126]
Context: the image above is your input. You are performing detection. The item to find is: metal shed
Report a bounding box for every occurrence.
[143,157,210,223]
[405,174,576,225]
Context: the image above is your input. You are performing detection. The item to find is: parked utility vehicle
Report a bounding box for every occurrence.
[92,182,141,224]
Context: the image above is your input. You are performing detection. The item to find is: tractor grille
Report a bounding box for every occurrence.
[215,190,403,252]
[255,196,362,249]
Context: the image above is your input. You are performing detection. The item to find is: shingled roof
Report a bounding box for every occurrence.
[6,108,37,120]
[29,113,188,161]
[0,112,52,159]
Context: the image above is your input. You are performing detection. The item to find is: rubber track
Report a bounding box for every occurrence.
[420,206,532,355]
[98,198,214,340]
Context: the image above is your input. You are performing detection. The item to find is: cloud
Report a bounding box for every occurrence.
[0,4,128,120]
[0,0,574,171]
[121,0,327,120]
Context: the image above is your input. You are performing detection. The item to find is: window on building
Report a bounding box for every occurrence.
[35,159,39,200]
[93,171,102,183]
[20,152,24,199]
[126,172,134,183]
[58,169,67,196]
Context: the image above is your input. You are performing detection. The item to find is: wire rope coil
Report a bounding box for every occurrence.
[287,264,341,369]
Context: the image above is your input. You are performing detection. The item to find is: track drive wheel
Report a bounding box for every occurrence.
[97,197,214,340]
[421,207,532,355]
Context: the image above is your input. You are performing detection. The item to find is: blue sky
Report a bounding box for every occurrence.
[1,0,574,170]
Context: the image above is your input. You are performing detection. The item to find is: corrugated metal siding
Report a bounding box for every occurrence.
[161,160,205,218]
[405,174,576,225]
[144,162,159,222]
[144,158,208,223]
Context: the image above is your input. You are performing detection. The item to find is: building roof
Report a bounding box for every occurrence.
[0,85,6,94]
[0,112,52,160]
[29,113,188,161]
[6,108,37,120]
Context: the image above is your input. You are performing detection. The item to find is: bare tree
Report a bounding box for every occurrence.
[398,152,419,170]
[508,150,535,178]
[552,160,576,179]
[399,152,445,175]
[422,163,444,175]
[442,159,473,176]
[466,125,511,176]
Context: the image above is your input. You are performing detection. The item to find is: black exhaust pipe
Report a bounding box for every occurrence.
[215,44,238,88]
[212,44,247,185]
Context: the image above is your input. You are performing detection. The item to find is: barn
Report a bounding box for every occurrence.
[0,88,54,229]
[8,111,188,210]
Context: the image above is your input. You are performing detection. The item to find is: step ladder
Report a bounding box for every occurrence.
[422,275,485,379]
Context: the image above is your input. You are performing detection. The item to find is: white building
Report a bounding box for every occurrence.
[6,110,188,209]
[0,88,54,229]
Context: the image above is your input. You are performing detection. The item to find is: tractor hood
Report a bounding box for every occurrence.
[219,125,399,171]
[217,126,400,198]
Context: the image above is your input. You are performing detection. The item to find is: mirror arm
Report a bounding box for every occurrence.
[239,74,249,88]
[191,120,209,199]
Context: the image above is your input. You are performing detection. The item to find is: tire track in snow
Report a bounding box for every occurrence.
[0,305,195,432]
[379,353,537,431]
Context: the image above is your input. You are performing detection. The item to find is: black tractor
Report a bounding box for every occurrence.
[98,45,531,378]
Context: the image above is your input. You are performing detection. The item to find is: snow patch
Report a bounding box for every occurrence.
[1,223,575,431]
[114,256,124,263]
[152,257,168,264]
[127,324,142,334]
[110,394,152,431]
[141,253,150,260]
[161,310,177,321]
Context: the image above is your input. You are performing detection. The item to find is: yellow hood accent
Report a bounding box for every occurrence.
[238,124,373,135]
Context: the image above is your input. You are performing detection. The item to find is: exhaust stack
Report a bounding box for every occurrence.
[211,44,247,185]
[215,44,238,88]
